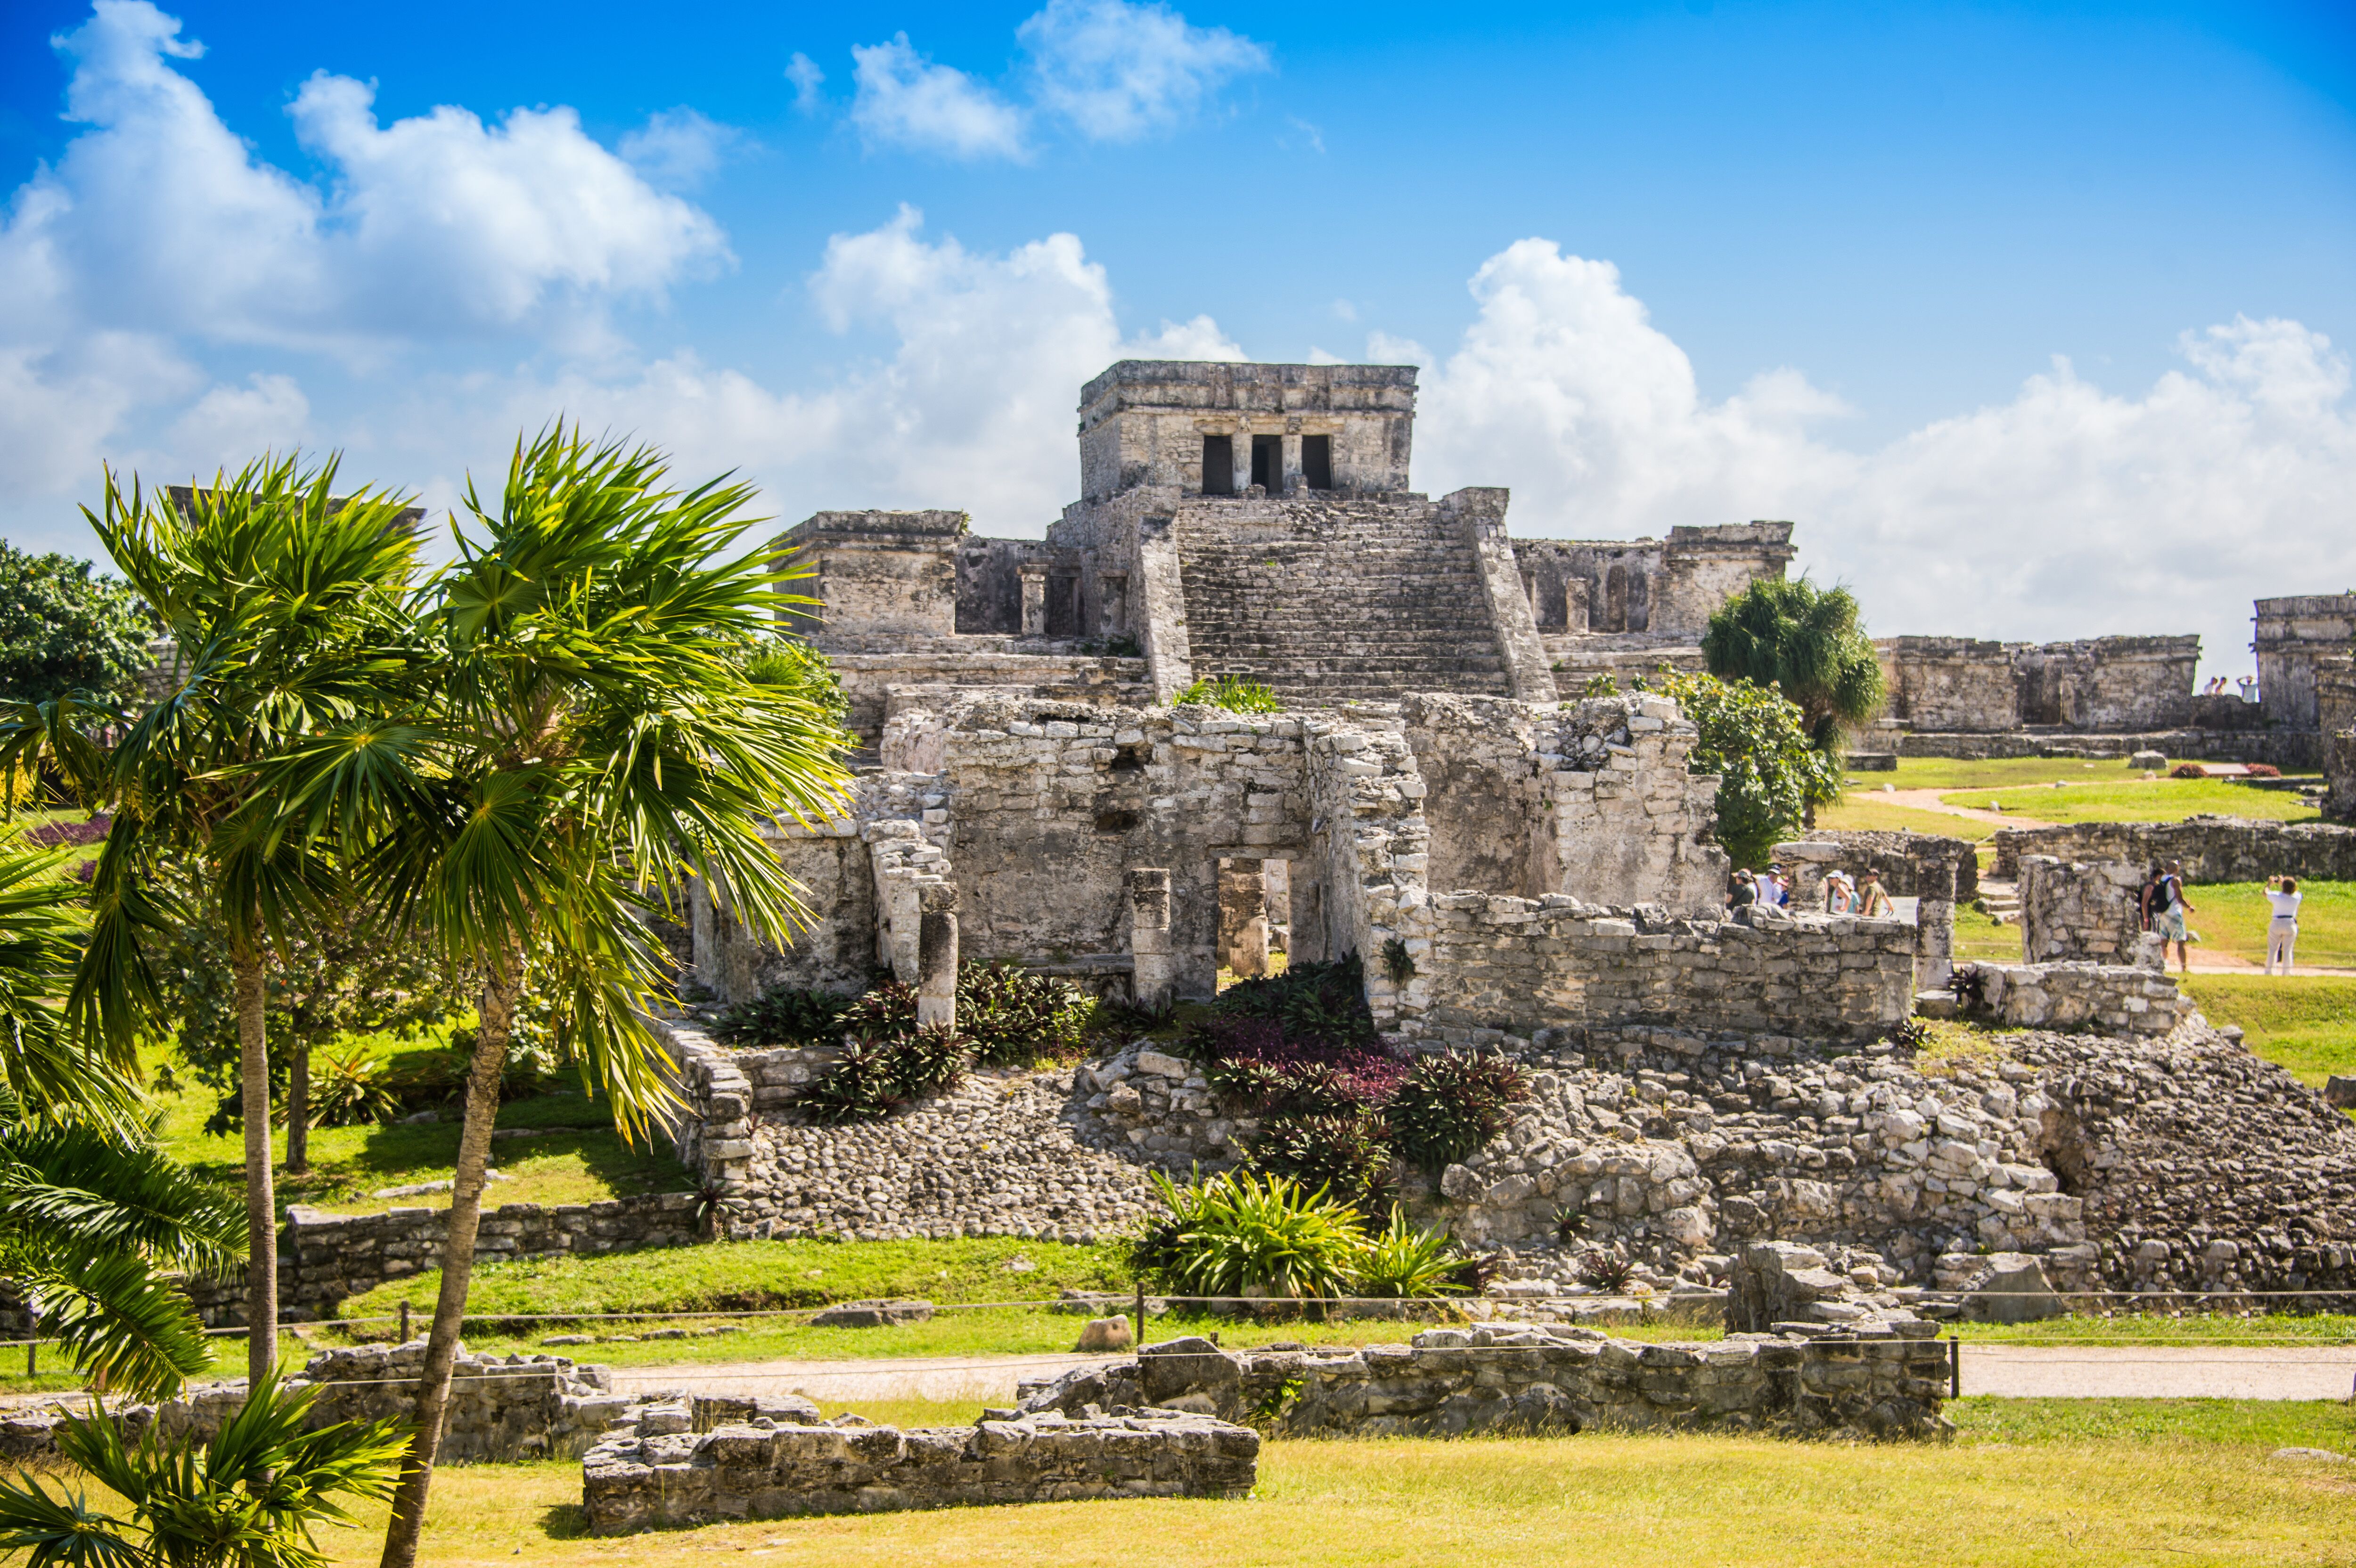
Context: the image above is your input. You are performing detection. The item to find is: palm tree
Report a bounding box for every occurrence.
[0,457,424,1384]
[0,1365,406,1568]
[349,428,851,1568]
[1701,576,1886,825]
[0,831,245,1399]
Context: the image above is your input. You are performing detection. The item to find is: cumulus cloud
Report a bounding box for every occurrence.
[618,107,744,190]
[849,34,1028,160]
[1402,239,2356,673]
[1,0,729,356]
[439,208,1240,535]
[164,372,310,469]
[1018,0,1269,140]
[785,52,826,114]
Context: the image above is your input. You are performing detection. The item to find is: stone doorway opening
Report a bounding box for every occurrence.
[1216,855,1292,988]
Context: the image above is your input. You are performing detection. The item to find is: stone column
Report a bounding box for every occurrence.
[916,882,958,1030]
[1219,858,1268,979]
[1127,868,1174,1011]
[1019,564,1048,637]
[1097,571,1129,636]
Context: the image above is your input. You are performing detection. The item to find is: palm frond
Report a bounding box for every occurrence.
[0,1121,245,1270]
[18,1252,216,1401]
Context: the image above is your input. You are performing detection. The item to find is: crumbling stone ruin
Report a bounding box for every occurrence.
[1015,1323,1952,1442]
[581,1400,1257,1532]
[775,360,1793,745]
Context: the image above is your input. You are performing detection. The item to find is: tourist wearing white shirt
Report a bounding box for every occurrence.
[2263,875,2302,975]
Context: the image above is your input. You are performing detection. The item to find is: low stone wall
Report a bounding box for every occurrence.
[1988,816,2356,881]
[184,1195,704,1327]
[1775,831,1977,988]
[2015,856,2160,969]
[1404,899,1918,1047]
[1020,1327,1951,1441]
[581,1406,1257,1532]
[1,1344,630,1466]
[1896,729,2319,768]
[1959,962,2189,1036]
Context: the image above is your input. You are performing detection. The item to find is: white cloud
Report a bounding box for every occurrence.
[618,108,743,190]
[1402,239,2356,675]
[0,1,729,358]
[849,34,1028,161]
[436,209,1238,537]
[164,372,310,468]
[1018,0,1268,140]
[785,52,826,114]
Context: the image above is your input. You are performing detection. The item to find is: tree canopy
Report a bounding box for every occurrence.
[0,542,153,709]
[1656,670,1842,870]
[1701,576,1885,753]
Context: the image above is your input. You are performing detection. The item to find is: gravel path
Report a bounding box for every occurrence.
[601,1344,2356,1406]
[1871,787,2056,830]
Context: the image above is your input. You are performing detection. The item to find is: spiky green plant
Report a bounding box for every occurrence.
[0,1367,405,1568]
[1351,1208,1466,1299]
[1131,1168,1366,1302]
[1173,674,1283,714]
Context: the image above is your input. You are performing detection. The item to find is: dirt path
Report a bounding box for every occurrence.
[1870,788,2057,830]
[1961,1344,2356,1401]
[600,1344,2356,1405]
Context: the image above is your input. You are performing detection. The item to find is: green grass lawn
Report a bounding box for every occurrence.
[279,1408,2356,1568]
[2183,974,2356,1089]
[1873,756,2324,792]
[1816,795,2000,841]
[1951,901,2020,961]
[1941,776,2323,825]
[144,1040,691,1220]
[2171,881,2356,970]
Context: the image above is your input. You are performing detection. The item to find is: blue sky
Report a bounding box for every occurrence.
[3,0,2352,672]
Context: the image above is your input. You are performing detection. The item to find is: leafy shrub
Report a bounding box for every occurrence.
[1386,1050,1531,1173]
[1129,1169,1366,1301]
[956,961,1092,1066]
[1886,1015,1931,1050]
[2244,763,2282,779]
[1174,673,1283,714]
[1353,1208,1465,1298]
[1195,1018,1410,1117]
[1213,954,1377,1046]
[307,1043,401,1127]
[839,979,918,1039]
[0,542,153,707]
[1379,936,1415,986]
[2170,762,2208,779]
[1579,672,1619,698]
[797,1025,967,1125]
[712,984,852,1047]
[1655,668,1844,868]
[1249,1110,1394,1212]
[1579,1244,1637,1292]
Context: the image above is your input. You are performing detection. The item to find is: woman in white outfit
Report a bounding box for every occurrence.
[2264,875,2301,975]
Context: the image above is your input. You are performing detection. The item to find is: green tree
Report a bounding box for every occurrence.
[0,457,425,1385]
[341,429,854,1568]
[1657,670,1843,870]
[0,542,153,708]
[0,1366,406,1568]
[0,831,241,1398]
[1701,575,1884,752]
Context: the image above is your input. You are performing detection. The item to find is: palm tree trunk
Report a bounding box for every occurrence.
[232,947,277,1386]
[286,1042,310,1176]
[378,947,519,1568]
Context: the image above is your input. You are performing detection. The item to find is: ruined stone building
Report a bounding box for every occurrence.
[776,361,1792,746]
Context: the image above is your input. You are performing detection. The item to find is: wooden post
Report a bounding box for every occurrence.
[400,1299,412,1343]
[1948,1335,1961,1399]
[1133,1280,1145,1352]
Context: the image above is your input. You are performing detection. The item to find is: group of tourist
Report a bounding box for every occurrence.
[2198,675,2262,702]
[2136,863,2302,976]
[1727,864,1894,917]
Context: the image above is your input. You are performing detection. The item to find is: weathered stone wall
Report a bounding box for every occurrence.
[2,1344,630,1467]
[1511,523,1792,637]
[1958,962,2189,1036]
[1892,727,2317,767]
[1875,635,2198,733]
[1406,901,1919,1049]
[774,511,965,638]
[824,652,1150,745]
[2254,593,2356,730]
[1019,1324,1949,1441]
[1773,831,1976,990]
[1076,360,1416,502]
[2321,656,2356,824]
[1988,816,2356,881]
[221,1197,705,1324]
[2015,857,2161,969]
[583,1404,1258,1533]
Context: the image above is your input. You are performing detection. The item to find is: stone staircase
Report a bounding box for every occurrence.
[1172,496,1511,705]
